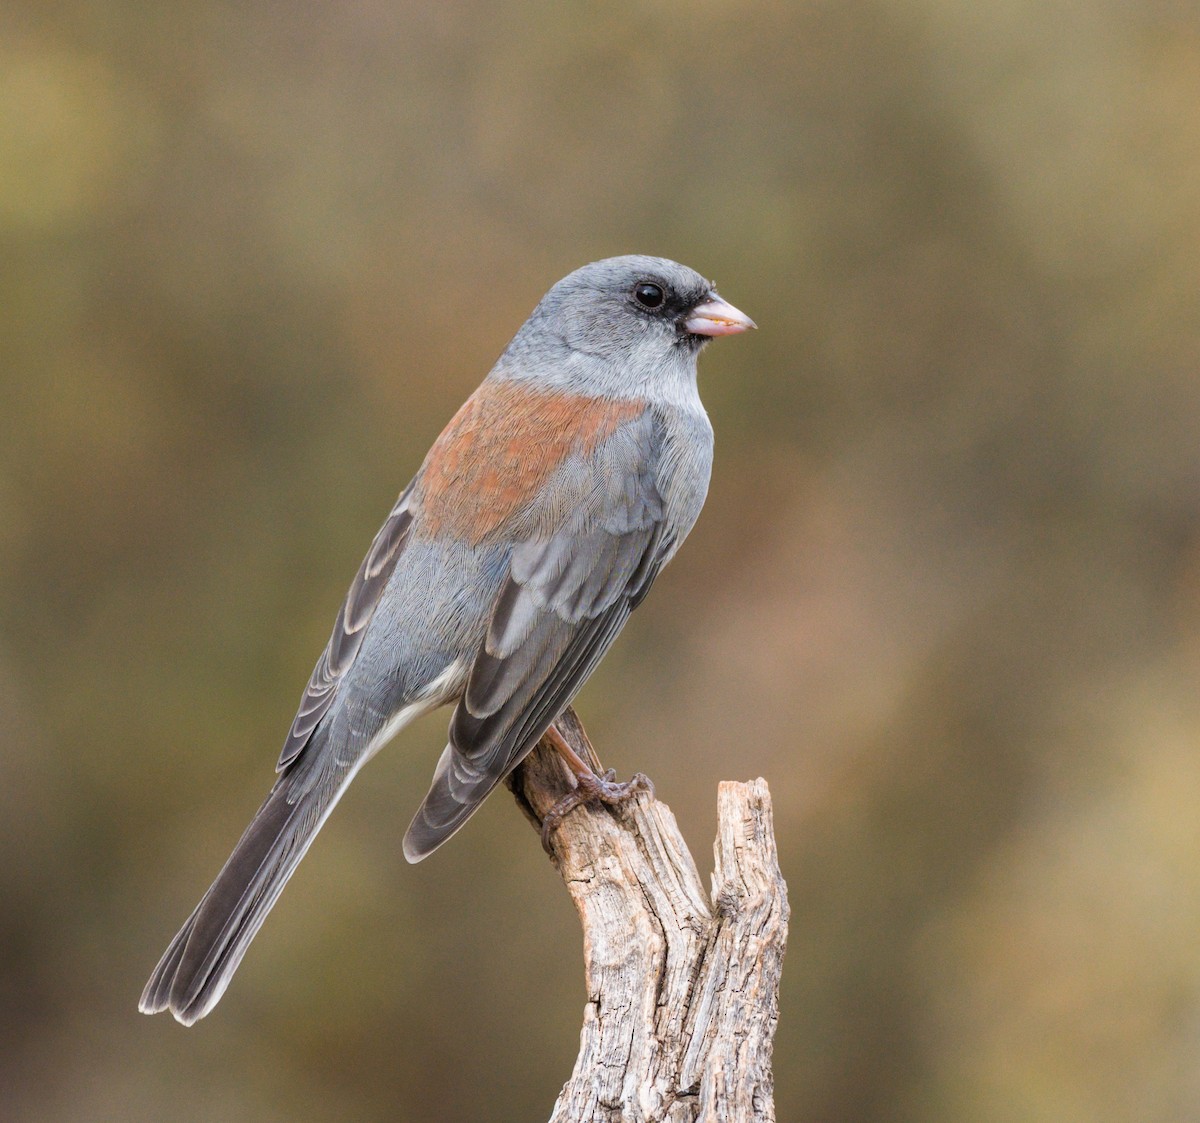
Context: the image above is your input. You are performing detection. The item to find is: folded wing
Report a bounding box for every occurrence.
[276,486,416,770]
[403,410,672,860]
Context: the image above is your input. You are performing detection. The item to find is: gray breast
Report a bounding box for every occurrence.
[652,404,714,558]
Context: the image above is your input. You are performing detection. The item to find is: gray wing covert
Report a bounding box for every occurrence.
[403,412,674,861]
[276,485,416,770]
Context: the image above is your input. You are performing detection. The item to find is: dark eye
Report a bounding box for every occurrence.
[634,282,665,309]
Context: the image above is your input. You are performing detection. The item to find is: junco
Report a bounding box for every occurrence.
[139,255,754,1025]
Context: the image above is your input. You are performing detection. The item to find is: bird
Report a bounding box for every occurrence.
[139,254,755,1026]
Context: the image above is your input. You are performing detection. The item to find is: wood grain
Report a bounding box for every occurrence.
[508,707,789,1123]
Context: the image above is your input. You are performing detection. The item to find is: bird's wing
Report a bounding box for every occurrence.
[403,409,673,860]
[276,485,417,770]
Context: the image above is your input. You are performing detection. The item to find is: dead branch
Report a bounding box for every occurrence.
[508,707,789,1123]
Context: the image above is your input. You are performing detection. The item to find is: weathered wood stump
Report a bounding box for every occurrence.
[508,707,789,1123]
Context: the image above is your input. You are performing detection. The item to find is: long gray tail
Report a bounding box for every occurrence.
[139,752,355,1025]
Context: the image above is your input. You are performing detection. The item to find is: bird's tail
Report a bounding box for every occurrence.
[139,750,358,1026]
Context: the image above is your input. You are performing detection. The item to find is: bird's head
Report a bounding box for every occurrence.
[501,255,755,397]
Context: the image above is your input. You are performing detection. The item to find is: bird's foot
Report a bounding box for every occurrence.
[540,769,654,852]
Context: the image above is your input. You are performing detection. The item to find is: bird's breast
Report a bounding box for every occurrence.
[652,405,714,550]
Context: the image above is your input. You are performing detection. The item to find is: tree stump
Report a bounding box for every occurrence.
[507,707,789,1123]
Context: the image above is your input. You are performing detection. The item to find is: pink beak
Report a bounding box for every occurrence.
[684,294,757,337]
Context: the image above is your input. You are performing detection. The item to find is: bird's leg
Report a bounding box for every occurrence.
[538,720,654,852]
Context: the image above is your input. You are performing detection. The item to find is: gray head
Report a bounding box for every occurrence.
[497,255,754,397]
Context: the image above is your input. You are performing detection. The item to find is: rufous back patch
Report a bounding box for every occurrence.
[417,381,645,544]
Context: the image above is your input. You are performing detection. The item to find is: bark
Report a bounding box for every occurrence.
[508,707,789,1123]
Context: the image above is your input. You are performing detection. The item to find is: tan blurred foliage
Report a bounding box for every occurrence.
[2,1,1200,1120]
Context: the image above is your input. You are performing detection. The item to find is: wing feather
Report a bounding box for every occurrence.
[403,409,677,860]
[276,487,416,770]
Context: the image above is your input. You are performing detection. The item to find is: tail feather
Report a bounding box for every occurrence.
[139,756,357,1025]
[138,901,199,1014]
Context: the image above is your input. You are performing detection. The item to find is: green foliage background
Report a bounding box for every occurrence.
[3,2,1200,1119]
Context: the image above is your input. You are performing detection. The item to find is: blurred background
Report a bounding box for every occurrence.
[3,0,1200,1119]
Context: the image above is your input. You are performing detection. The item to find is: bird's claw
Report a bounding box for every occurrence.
[539,770,654,853]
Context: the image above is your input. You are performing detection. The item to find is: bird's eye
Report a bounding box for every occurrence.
[633,282,665,309]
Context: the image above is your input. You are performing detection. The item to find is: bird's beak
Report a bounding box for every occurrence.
[684,294,757,337]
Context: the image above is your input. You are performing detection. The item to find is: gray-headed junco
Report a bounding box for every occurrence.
[140,255,754,1025]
